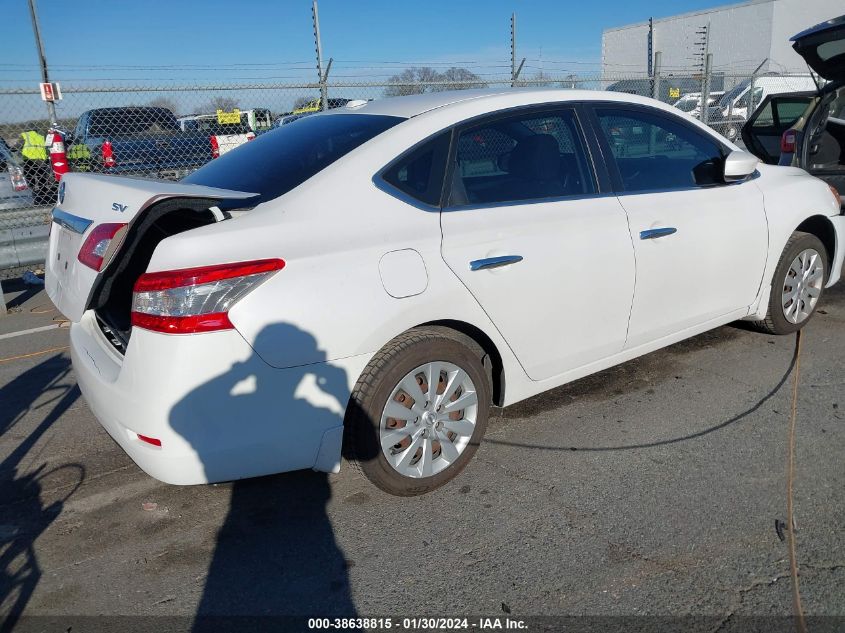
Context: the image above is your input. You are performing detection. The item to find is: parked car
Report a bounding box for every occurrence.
[607,75,725,104]
[0,137,34,211]
[709,74,819,141]
[292,97,354,115]
[274,112,312,127]
[66,107,213,180]
[46,88,844,496]
[177,114,256,157]
[742,15,845,200]
[673,91,724,118]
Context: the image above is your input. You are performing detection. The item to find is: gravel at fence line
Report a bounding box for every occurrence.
[0,206,51,230]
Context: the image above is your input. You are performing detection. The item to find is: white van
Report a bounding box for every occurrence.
[719,74,819,120]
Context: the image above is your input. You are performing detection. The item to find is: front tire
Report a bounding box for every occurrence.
[755,231,827,335]
[344,327,491,496]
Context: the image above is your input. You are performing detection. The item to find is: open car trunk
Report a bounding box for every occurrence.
[89,199,221,353]
[46,173,257,352]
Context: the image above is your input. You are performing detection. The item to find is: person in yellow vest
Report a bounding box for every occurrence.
[19,130,54,205]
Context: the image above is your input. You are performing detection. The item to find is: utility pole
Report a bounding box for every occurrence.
[746,58,768,118]
[652,51,662,100]
[510,12,517,87]
[27,0,56,125]
[312,0,328,112]
[647,17,654,77]
[695,22,711,123]
[701,53,713,125]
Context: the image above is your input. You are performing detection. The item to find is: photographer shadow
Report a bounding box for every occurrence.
[168,324,360,629]
[0,354,82,632]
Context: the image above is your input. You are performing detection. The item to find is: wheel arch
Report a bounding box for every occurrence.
[418,319,506,407]
[795,214,837,270]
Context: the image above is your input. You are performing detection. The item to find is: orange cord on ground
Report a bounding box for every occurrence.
[0,346,69,364]
[787,329,806,633]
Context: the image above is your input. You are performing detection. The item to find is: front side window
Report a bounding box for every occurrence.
[595,107,726,192]
[449,108,595,206]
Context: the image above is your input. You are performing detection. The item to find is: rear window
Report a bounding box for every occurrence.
[89,108,180,136]
[183,113,403,206]
[190,118,251,135]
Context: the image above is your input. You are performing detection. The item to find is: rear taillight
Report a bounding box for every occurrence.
[781,130,797,154]
[210,135,220,159]
[102,140,116,168]
[246,132,256,142]
[78,223,127,271]
[131,259,285,334]
[8,165,28,191]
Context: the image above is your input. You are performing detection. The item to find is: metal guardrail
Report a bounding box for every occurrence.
[0,205,51,313]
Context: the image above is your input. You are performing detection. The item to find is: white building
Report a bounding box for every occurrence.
[602,0,842,80]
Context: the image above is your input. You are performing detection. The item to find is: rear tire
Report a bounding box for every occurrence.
[344,327,491,496]
[754,231,827,335]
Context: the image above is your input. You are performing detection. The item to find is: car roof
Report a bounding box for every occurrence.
[326,88,687,119]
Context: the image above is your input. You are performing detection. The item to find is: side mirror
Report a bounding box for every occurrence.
[723,149,759,182]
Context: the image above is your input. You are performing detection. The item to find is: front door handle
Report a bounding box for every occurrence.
[640,227,677,240]
[469,255,523,271]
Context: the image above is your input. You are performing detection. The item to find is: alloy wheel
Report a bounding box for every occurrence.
[781,248,823,324]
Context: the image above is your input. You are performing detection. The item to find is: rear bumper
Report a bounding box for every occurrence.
[828,214,845,288]
[71,312,363,484]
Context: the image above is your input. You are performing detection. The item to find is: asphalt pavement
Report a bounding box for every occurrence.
[0,277,843,632]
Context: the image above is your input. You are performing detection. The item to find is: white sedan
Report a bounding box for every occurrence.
[46,89,844,496]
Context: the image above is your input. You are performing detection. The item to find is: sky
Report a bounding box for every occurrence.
[3,0,735,85]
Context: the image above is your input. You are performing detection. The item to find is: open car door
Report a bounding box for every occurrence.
[791,15,845,83]
[741,93,815,164]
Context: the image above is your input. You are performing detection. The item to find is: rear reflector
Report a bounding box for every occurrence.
[102,140,116,168]
[78,222,127,271]
[131,258,285,334]
[781,130,797,154]
[137,433,162,447]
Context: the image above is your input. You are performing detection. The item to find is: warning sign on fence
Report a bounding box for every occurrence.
[39,82,62,102]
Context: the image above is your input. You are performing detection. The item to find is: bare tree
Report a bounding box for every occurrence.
[147,97,180,115]
[206,96,239,113]
[384,66,485,97]
[384,68,427,97]
[434,67,486,91]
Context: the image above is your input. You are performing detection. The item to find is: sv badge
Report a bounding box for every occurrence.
[112,203,129,213]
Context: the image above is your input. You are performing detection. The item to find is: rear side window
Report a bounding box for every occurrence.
[381,132,450,206]
[595,107,726,191]
[752,98,812,129]
[449,109,595,206]
[184,114,403,207]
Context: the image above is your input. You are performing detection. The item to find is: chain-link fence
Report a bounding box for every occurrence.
[0,68,818,219]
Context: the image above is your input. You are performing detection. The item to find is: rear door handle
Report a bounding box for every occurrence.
[640,227,677,240]
[469,255,523,271]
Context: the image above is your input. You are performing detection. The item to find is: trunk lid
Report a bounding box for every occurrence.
[791,15,845,82]
[46,172,256,322]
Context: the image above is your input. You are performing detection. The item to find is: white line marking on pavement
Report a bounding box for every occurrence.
[0,323,63,341]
